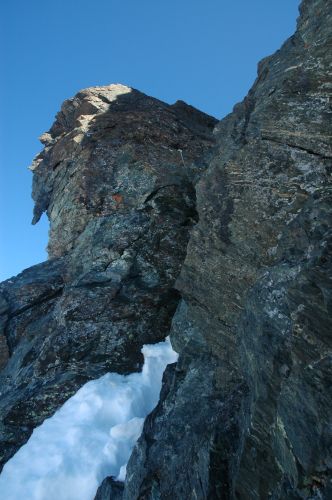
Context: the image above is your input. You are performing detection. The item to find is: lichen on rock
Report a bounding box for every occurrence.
[0,0,331,498]
[0,85,217,471]
[122,1,332,498]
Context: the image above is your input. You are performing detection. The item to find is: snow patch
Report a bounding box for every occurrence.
[0,337,178,500]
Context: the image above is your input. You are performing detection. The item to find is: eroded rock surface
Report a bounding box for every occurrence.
[0,86,217,469]
[0,0,331,498]
[123,1,332,498]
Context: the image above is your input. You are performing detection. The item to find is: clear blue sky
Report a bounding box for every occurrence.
[0,0,300,282]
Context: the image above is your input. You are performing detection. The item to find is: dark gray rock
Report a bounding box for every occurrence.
[30,85,216,259]
[123,0,332,498]
[0,295,9,370]
[1,1,331,498]
[94,477,124,500]
[0,86,217,470]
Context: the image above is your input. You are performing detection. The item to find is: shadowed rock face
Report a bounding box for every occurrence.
[0,0,331,498]
[0,86,217,469]
[31,85,216,258]
[122,1,332,499]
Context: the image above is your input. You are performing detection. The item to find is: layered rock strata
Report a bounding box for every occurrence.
[122,0,332,498]
[0,86,217,469]
[0,0,331,498]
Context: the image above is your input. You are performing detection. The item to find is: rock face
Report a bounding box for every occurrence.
[0,86,217,469]
[95,477,124,500]
[31,85,216,258]
[122,1,332,499]
[0,0,331,498]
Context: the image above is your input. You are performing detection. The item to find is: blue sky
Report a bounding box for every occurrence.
[0,0,300,282]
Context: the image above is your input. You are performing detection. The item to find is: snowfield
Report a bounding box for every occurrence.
[0,337,178,500]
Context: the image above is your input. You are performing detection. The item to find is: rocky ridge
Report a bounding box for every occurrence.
[0,0,331,498]
[0,86,217,469]
[122,0,332,498]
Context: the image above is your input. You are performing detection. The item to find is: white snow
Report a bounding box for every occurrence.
[0,337,178,500]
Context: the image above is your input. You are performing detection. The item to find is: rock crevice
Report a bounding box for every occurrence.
[0,87,217,470]
[0,1,331,498]
[122,1,332,498]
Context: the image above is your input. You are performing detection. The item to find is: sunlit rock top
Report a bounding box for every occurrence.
[30,84,217,257]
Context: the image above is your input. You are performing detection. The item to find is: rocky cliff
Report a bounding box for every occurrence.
[0,86,217,469]
[0,0,331,498]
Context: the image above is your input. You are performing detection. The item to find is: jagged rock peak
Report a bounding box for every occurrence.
[30,84,217,257]
[38,84,136,143]
[1,0,331,498]
[0,83,217,471]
